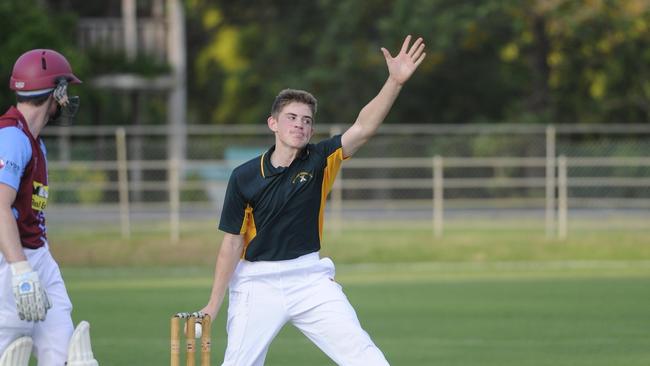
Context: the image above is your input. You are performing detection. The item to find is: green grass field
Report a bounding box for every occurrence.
[61,262,650,366]
[35,221,650,365]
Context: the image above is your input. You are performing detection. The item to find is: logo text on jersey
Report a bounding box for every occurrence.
[32,181,49,211]
[0,158,20,174]
[292,172,313,184]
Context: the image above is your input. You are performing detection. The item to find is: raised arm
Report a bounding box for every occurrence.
[341,35,426,158]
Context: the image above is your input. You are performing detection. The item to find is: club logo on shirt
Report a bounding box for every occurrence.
[292,172,313,184]
[0,158,19,174]
[32,181,49,211]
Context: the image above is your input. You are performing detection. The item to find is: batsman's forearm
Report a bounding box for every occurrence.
[0,206,26,263]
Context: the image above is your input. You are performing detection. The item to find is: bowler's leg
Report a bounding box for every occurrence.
[291,277,389,366]
[222,278,287,366]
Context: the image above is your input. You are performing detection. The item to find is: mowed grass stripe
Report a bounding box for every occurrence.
[63,260,650,290]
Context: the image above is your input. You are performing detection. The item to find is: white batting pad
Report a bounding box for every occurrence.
[0,336,33,366]
[67,321,99,366]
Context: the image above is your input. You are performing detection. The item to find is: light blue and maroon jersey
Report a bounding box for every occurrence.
[0,107,49,249]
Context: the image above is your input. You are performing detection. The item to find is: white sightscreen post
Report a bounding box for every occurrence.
[115,128,131,239]
[167,0,187,164]
[167,0,186,244]
[122,0,137,61]
[433,155,443,238]
[557,155,568,240]
[545,126,556,239]
[169,157,180,243]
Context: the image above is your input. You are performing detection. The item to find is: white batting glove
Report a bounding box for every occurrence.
[10,261,51,322]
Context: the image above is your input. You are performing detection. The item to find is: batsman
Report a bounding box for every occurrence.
[198,35,426,365]
[0,49,98,365]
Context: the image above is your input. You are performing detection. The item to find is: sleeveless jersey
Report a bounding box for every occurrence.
[0,107,49,249]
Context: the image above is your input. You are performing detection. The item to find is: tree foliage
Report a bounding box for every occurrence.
[186,0,650,125]
[0,0,88,112]
[3,0,650,125]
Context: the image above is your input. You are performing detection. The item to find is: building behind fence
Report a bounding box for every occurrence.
[42,124,650,240]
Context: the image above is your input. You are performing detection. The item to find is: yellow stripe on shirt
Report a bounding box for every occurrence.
[318,147,347,242]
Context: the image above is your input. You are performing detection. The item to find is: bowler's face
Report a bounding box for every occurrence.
[269,102,314,149]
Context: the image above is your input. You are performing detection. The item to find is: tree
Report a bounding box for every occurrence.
[492,0,650,123]
[184,0,650,124]
[0,0,87,111]
[185,0,526,124]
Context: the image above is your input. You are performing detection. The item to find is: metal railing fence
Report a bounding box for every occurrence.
[40,124,650,241]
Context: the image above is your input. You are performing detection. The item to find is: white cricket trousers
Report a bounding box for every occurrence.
[0,245,74,366]
[222,252,389,366]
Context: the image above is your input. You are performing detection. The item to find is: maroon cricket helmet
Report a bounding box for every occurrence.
[9,49,81,92]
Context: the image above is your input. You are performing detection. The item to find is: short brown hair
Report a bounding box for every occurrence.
[271,89,317,119]
[16,92,51,107]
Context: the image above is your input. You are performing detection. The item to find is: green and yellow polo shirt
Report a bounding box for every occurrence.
[218,135,346,261]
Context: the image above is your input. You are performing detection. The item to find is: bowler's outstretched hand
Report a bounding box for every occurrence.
[381,35,426,86]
